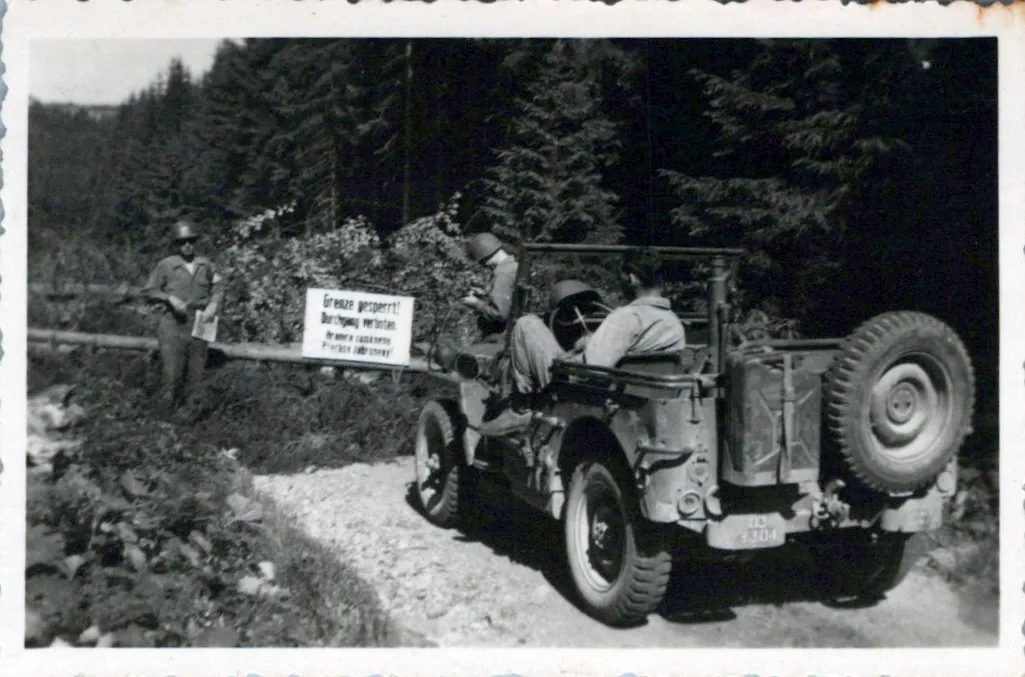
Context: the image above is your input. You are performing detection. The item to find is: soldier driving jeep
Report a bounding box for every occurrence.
[479,249,686,436]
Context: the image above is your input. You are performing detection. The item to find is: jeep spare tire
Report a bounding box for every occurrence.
[825,311,974,494]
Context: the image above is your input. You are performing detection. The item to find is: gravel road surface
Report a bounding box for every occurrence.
[253,457,998,648]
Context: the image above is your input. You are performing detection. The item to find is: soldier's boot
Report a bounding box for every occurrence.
[478,392,534,437]
[478,408,533,437]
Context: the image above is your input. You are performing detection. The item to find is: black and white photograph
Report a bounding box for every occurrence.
[2,2,1023,676]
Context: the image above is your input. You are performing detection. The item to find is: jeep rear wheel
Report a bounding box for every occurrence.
[414,400,470,528]
[825,312,974,494]
[564,458,671,626]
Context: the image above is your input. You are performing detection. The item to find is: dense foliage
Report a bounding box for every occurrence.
[27,352,423,647]
[219,195,483,345]
[660,40,915,327]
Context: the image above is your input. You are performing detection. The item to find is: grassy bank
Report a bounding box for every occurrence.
[26,350,431,647]
[924,435,1000,605]
[187,360,435,475]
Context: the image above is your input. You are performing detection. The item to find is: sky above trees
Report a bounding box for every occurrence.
[30,39,221,105]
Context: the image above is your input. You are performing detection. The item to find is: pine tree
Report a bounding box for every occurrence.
[189,39,401,238]
[660,40,913,327]
[269,39,396,236]
[204,39,296,232]
[481,39,634,246]
[28,101,116,244]
[97,58,208,252]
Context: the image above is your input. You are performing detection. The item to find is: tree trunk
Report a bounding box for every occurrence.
[402,40,414,227]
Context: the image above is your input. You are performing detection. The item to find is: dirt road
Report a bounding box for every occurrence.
[253,457,998,648]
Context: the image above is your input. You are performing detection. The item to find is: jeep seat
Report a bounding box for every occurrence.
[614,351,683,376]
[614,346,710,376]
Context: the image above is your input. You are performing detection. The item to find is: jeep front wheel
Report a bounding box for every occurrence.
[564,458,671,626]
[414,400,469,528]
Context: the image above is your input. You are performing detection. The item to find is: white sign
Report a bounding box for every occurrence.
[301,288,415,366]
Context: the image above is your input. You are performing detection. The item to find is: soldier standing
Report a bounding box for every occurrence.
[142,220,224,412]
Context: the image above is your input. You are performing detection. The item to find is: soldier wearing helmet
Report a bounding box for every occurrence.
[142,219,225,412]
[547,279,609,351]
[480,250,685,436]
[461,232,519,338]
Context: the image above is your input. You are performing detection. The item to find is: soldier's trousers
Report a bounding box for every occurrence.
[156,313,208,409]
[509,314,566,395]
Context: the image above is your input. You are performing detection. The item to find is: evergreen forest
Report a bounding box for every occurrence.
[28,38,998,417]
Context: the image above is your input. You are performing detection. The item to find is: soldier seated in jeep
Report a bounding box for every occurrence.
[460,232,519,339]
[479,249,686,436]
[545,279,610,352]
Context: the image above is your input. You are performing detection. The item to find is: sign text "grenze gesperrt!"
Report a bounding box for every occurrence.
[303,289,415,366]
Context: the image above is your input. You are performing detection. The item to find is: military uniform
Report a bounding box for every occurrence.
[476,257,519,336]
[143,253,223,408]
[509,295,685,394]
[464,232,519,338]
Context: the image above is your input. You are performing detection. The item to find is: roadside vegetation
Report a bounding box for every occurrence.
[24,201,481,648]
[925,437,1000,603]
[26,347,433,647]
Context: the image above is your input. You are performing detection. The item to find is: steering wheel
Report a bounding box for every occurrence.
[548,297,611,351]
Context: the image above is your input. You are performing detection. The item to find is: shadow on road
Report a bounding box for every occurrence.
[404,480,581,609]
[659,556,847,623]
[403,479,881,626]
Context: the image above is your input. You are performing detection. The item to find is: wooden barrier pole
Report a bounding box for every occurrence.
[27,328,437,374]
[29,283,142,299]
[28,329,156,351]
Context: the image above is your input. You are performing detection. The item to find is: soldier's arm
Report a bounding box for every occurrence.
[141,261,171,305]
[204,266,225,317]
[474,297,504,323]
[471,282,511,323]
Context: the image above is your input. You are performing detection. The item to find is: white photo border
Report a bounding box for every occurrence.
[2,1,1023,675]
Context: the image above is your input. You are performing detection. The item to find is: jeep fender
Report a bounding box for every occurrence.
[419,372,488,467]
[565,395,716,526]
[549,406,686,521]
[550,412,624,519]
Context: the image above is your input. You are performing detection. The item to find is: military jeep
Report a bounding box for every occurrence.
[414,243,974,627]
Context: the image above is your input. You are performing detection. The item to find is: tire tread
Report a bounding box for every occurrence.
[825,311,975,493]
[565,460,672,627]
[416,400,468,529]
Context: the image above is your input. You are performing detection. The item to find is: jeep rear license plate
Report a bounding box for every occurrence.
[706,513,786,550]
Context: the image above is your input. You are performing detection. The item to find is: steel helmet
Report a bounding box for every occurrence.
[548,279,605,351]
[466,232,503,263]
[550,279,599,307]
[172,220,199,242]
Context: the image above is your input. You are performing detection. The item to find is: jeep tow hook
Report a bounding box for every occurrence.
[811,479,851,530]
